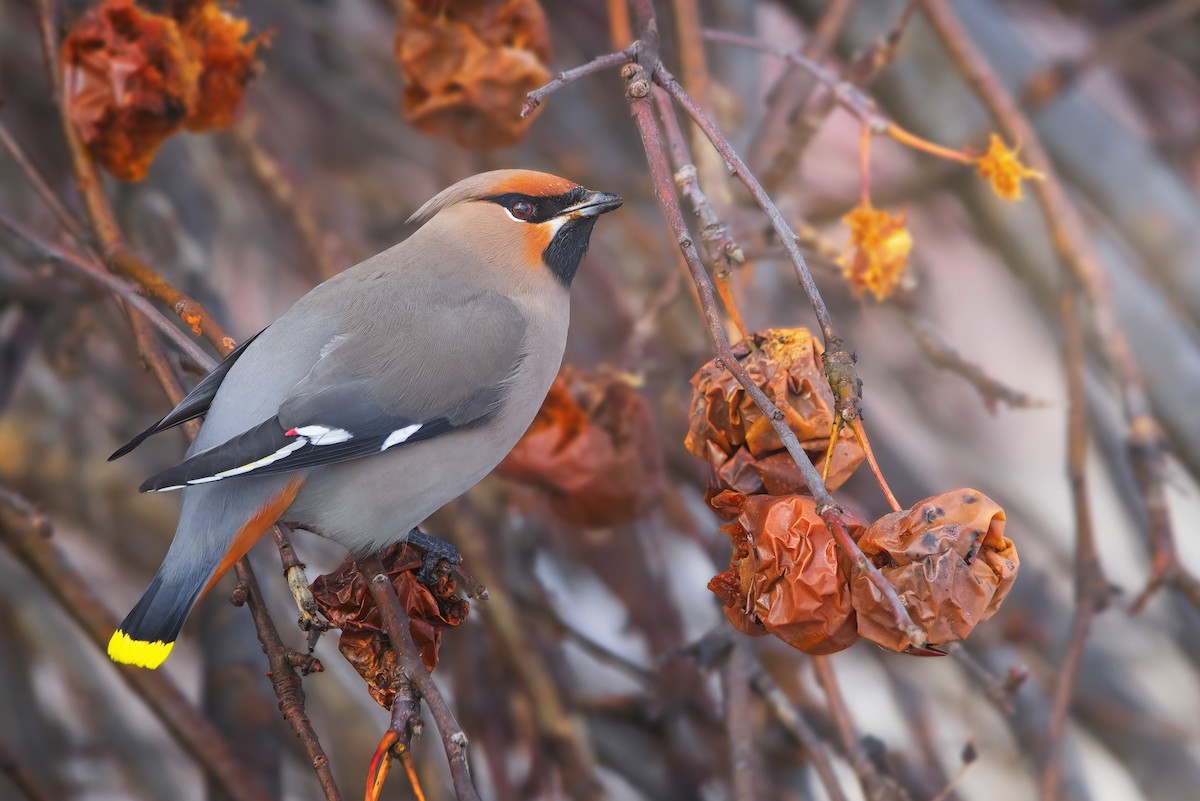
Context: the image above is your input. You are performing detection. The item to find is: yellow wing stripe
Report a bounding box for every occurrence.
[108,630,174,669]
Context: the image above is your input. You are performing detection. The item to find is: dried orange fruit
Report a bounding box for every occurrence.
[839,202,912,302]
[310,542,468,706]
[500,366,663,528]
[851,489,1018,651]
[708,491,866,655]
[685,329,865,513]
[394,0,551,148]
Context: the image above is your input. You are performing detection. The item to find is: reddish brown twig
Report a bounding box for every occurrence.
[916,0,1193,614]
[230,561,342,801]
[1022,0,1200,110]
[749,667,850,801]
[357,554,482,801]
[722,642,761,801]
[614,15,924,648]
[0,738,57,801]
[895,304,1041,412]
[520,48,635,118]
[228,119,341,281]
[1041,287,1110,801]
[812,655,908,801]
[0,485,276,801]
[365,675,425,801]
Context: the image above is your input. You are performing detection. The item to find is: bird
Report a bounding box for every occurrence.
[107,170,622,669]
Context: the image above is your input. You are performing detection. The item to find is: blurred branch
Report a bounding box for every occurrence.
[892,297,1042,412]
[722,642,761,801]
[1022,0,1200,110]
[916,0,1195,615]
[227,119,341,281]
[357,553,482,801]
[812,655,909,801]
[749,666,850,801]
[0,484,276,801]
[1041,286,1111,801]
[0,214,213,368]
[0,738,57,801]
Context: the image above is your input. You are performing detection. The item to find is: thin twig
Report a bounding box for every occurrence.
[0,214,214,368]
[357,554,482,801]
[0,738,57,801]
[611,11,924,647]
[228,119,341,281]
[916,0,1192,614]
[521,48,635,118]
[1022,0,1200,110]
[1040,287,1110,801]
[231,561,343,801]
[722,642,760,801]
[0,120,88,246]
[749,668,850,801]
[894,302,1042,412]
[812,655,908,801]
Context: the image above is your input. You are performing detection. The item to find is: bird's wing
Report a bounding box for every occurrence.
[138,293,529,492]
[109,329,266,461]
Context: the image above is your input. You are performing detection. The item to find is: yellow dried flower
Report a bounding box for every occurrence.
[975,134,1044,201]
[839,203,913,302]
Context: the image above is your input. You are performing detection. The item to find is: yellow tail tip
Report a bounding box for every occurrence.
[108,630,174,669]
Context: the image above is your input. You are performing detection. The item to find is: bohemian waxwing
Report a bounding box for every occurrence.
[107,170,622,668]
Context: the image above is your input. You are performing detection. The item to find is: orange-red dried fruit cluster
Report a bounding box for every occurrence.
[685,328,865,512]
[705,488,1019,655]
[500,366,663,528]
[62,0,264,181]
[852,489,1018,651]
[310,542,468,708]
[394,0,551,148]
[707,491,865,654]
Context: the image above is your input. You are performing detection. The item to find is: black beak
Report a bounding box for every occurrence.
[561,191,623,218]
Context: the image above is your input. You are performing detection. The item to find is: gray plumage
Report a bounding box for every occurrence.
[109,170,621,665]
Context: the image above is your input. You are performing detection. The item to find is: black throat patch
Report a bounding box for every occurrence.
[485,188,599,286]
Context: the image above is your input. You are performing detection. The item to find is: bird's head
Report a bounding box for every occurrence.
[409,170,623,286]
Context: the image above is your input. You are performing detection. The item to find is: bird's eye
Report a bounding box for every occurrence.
[510,200,536,220]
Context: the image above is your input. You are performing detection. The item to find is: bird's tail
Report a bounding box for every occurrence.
[108,570,204,669]
[108,475,306,669]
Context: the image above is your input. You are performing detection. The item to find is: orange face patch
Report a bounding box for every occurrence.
[523,219,556,269]
[490,171,579,199]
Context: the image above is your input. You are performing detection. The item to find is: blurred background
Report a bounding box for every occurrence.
[3,0,1200,799]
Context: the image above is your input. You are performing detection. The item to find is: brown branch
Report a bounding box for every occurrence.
[1040,287,1110,801]
[520,48,635,118]
[0,214,214,369]
[0,485,276,801]
[751,0,858,190]
[916,0,1193,614]
[0,120,88,246]
[231,561,343,801]
[357,554,482,801]
[613,13,924,648]
[722,642,761,801]
[749,667,850,801]
[1022,0,1200,110]
[894,301,1042,412]
[0,738,57,801]
[947,646,1026,716]
[812,655,909,801]
[228,119,341,281]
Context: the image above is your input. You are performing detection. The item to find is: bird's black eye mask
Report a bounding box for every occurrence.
[484,188,590,224]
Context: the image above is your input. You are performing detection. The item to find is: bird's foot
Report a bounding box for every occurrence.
[283,562,332,651]
[405,528,461,584]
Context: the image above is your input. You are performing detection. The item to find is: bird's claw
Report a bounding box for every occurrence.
[405,528,462,585]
